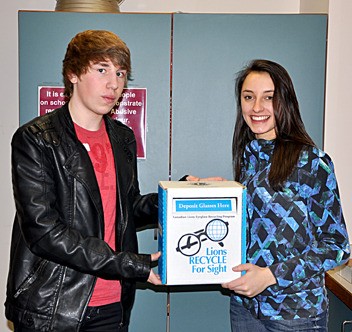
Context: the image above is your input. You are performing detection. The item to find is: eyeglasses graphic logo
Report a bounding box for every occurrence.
[176,219,229,257]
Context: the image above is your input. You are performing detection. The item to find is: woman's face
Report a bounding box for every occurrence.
[241,71,276,140]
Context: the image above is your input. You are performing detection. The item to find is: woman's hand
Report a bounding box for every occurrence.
[186,175,226,181]
[147,252,162,285]
[221,263,276,298]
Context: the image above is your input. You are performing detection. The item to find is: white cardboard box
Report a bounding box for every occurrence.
[158,180,246,285]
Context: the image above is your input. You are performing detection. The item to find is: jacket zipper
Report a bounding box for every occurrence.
[116,177,126,327]
[14,260,49,298]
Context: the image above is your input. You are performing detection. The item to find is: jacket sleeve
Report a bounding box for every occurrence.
[128,140,159,230]
[132,192,159,230]
[269,152,350,290]
[11,124,151,281]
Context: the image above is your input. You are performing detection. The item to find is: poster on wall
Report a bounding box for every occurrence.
[38,86,147,159]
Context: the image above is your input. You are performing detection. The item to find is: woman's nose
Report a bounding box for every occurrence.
[253,98,264,112]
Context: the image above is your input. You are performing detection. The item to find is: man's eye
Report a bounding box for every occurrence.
[117,71,126,78]
[98,68,106,73]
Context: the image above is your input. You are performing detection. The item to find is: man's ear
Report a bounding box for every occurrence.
[68,72,78,84]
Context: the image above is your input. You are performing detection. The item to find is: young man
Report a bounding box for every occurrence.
[5,30,161,332]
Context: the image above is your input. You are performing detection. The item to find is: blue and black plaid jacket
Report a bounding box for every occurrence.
[233,139,350,320]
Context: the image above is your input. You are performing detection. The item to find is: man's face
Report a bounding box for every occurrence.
[69,59,127,120]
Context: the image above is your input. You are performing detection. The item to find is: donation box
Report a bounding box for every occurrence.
[158,181,246,285]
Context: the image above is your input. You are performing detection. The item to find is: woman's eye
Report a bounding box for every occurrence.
[243,95,252,100]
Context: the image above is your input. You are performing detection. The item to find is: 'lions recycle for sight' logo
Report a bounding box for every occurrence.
[176,219,229,257]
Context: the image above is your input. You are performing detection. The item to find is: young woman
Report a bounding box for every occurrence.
[221,59,350,332]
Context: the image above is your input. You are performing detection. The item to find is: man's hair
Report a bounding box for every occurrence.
[62,30,131,97]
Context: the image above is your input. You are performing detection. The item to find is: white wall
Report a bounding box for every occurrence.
[120,0,299,13]
[300,0,329,13]
[0,1,54,330]
[325,0,352,238]
[1,0,351,330]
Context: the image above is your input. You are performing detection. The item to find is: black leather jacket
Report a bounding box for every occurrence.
[5,104,158,331]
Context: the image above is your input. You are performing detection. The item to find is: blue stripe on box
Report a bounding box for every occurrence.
[158,185,167,284]
[241,188,247,270]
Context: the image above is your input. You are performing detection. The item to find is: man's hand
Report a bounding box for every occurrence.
[147,252,162,285]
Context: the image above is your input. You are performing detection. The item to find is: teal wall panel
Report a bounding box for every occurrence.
[18,11,171,332]
[171,13,327,181]
[169,13,326,331]
[19,12,327,332]
[19,11,172,192]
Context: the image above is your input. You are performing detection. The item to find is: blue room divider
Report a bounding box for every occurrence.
[19,11,327,331]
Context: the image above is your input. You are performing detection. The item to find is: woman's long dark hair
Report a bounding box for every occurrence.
[232,59,315,190]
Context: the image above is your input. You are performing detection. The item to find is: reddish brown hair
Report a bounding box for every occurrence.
[62,30,131,98]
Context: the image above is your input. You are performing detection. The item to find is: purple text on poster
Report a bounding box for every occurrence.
[38,86,147,159]
[111,88,147,159]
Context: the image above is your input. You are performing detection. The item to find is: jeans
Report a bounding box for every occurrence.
[230,297,328,332]
[80,302,127,332]
[14,302,127,332]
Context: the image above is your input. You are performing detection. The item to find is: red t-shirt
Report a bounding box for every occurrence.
[74,121,121,306]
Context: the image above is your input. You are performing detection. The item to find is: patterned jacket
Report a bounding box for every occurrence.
[233,139,350,319]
